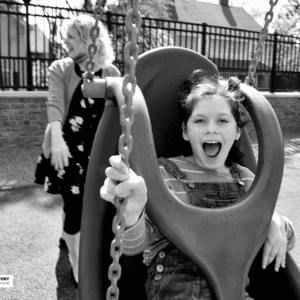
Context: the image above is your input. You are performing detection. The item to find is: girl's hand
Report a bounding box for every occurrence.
[262,213,288,271]
[100,155,147,227]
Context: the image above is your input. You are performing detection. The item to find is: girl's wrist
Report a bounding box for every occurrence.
[124,209,144,229]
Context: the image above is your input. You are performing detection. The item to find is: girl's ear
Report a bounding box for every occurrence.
[235,127,241,141]
[182,123,189,141]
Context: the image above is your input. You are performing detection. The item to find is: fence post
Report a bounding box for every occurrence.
[106,10,112,33]
[201,23,207,56]
[270,31,278,93]
[24,0,33,91]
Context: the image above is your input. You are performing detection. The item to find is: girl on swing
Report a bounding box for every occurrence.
[100,71,295,300]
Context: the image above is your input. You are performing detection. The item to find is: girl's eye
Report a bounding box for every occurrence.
[195,119,205,124]
[219,119,228,124]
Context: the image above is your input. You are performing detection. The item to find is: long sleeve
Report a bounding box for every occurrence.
[282,215,296,251]
[122,210,160,256]
[47,60,69,124]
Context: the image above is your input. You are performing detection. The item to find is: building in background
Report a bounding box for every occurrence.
[165,0,271,88]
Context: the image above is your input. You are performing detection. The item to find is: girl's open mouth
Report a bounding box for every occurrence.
[203,142,222,158]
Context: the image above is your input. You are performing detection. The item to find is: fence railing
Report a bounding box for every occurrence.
[1,0,300,92]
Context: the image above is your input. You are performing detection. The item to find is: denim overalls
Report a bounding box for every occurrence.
[145,157,248,300]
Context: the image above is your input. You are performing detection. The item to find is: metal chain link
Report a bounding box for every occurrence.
[106,1,141,300]
[84,0,141,298]
[84,0,104,83]
[245,0,278,86]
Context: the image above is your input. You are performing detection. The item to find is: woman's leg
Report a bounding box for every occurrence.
[63,231,80,283]
[60,185,83,284]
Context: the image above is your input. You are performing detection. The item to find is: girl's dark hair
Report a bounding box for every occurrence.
[180,70,249,166]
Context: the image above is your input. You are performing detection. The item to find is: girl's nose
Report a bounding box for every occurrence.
[204,123,219,134]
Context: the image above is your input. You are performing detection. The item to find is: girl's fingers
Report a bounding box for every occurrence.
[100,178,117,202]
[105,166,130,182]
[109,155,129,175]
[267,248,277,265]
[114,180,133,198]
[267,255,275,268]
[281,255,286,269]
[100,185,115,202]
[274,256,281,272]
[275,247,286,271]
[263,243,277,269]
[263,243,286,271]
[262,243,272,269]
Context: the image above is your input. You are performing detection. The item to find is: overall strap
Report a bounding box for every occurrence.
[158,157,195,191]
[158,157,187,180]
[229,164,245,187]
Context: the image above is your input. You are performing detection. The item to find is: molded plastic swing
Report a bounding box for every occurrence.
[79,47,300,300]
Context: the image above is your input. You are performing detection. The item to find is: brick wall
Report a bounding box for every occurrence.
[246,93,300,141]
[266,94,300,135]
[0,91,299,149]
[0,92,48,149]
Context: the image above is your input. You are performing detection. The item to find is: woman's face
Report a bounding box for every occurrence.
[64,25,87,63]
[182,94,240,172]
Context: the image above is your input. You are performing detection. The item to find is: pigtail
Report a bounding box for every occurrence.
[228,76,241,92]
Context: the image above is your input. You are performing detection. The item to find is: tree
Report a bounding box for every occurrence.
[76,0,170,18]
[272,0,300,36]
[244,7,266,27]
[73,0,174,73]
[79,0,94,12]
[105,0,170,19]
[106,0,174,62]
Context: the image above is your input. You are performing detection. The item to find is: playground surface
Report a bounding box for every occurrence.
[0,138,300,300]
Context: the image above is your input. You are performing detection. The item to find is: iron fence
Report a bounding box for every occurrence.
[1,0,300,92]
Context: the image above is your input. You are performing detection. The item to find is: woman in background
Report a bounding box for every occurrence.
[35,14,121,284]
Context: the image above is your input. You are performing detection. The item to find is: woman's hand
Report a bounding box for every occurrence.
[262,212,288,271]
[50,121,72,171]
[100,155,147,227]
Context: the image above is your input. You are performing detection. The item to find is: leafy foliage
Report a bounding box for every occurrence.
[272,0,300,35]
[105,0,171,19]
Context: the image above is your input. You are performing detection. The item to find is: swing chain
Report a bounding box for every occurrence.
[106,1,141,300]
[84,0,104,83]
[245,0,278,86]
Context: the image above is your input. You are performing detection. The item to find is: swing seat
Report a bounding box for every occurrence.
[79,47,300,300]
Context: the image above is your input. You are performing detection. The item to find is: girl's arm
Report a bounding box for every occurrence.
[240,165,296,271]
[100,155,150,255]
[263,211,296,271]
[100,155,147,228]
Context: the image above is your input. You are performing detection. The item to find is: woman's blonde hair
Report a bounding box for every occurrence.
[64,14,115,68]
